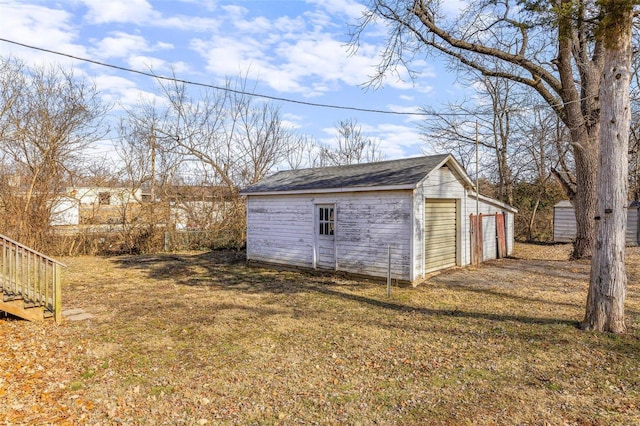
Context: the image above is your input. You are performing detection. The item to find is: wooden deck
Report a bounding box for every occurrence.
[0,234,64,323]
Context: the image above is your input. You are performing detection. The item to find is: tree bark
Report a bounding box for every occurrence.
[556,0,602,259]
[582,1,633,333]
[570,148,598,259]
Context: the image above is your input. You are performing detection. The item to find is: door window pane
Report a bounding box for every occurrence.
[319,207,334,235]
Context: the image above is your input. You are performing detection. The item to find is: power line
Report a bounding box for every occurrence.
[0,38,596,119]
[0,38,450,117]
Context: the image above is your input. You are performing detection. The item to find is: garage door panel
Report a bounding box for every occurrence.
[425,199,457,273]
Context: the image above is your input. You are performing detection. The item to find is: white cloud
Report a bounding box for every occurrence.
[306,0,365,22]
[128,55,167,72]
[155,15,223,32]
[234,16,273,34]
[154,42,174,50]
[316,120,423,160]
[81,0,158,24]
[92,32,150,59]
[190,35,271,80]
[94,74,165,110]
[387,104,426,123]
[0,2,86,65]
[186,2,438,101]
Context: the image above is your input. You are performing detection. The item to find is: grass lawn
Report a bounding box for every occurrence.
[1,243,639,425]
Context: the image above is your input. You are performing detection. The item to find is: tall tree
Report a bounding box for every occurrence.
[354,1,636,332]
[353,0,606,259]
[0,57,105,248]
[422,75,530,206]
[319,118,385,166]
[582,0,633,333]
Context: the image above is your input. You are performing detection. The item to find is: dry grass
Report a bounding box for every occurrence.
[2,243,640,425]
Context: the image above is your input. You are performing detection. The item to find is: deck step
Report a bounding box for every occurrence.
[23,300,46,309]
[0,299,45,322]
[1,233,65,323]
[3,292,23,302]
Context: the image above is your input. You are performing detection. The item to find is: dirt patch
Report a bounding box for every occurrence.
[1,244,639,424]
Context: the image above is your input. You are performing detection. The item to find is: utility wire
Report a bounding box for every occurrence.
[1,38,442,117]
[0,38,596,118]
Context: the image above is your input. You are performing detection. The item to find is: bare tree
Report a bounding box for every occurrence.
[319,118,385,166]
[516,108,569,241]
[116,74,301,248]
[0,57,106,248]
[424,77,570,240]
[422,75,531,205]
[285,134,321,170]
[628,30,640,202]
[152,75,298,189]
[353,0,608,259]
[354,1,636,332]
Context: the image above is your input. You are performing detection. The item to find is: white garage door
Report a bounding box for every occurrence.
[425,199,457,273]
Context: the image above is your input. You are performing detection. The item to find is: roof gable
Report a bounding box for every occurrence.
[241,154,473,195]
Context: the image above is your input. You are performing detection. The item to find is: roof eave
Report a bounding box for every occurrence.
[240,184,416,196]
[414,154,475,189]
[468,190,519,213]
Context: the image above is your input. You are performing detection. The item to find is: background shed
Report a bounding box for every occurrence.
[553,200,639,246]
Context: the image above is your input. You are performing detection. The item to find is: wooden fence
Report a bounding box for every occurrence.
[470,213,507,266]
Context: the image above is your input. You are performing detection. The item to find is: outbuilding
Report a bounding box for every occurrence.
[240,154,517,284]
[553,200,639,246]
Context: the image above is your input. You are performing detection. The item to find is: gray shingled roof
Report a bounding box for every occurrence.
[241,154,455,194]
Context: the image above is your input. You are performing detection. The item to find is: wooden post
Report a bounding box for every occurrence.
[387,245,391,297]
[54,263,62,324]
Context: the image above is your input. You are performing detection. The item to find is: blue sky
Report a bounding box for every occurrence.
[0,0,468,162]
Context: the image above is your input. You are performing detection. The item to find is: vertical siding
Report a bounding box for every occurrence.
[553,206,577,243]
[464,196,515,263]
[553,203,639,246]
[482,212,497,261]
[505,211,515,255]
[627,208,639,246]
[246,195,314,267]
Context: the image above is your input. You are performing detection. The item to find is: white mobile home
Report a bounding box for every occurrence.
[240,154,517,284]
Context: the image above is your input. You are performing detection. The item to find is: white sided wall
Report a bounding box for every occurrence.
[553,205,577,243]
[50,197,80,226]
[246,195,315,268]
[332,191,412,280]
[553,203,639,246]
[412,165,468,281]
[464,195,516,262]
[628,208,639,246]
[245,190,414,281]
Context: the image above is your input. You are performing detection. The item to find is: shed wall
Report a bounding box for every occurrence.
[553,206,577,243]
[50,198,80,226]
[628,208,639,246]
[553,204,639,246]
[245,191,413,280]
[413,166,468,280]
[246,195,314,268]
[332,191,412,280]
[464,196,516,262]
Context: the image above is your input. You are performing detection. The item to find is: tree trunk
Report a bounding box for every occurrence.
[570,147,598,259]
[555,0,602,260]
[582,1,633,333]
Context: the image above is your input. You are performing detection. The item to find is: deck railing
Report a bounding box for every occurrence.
[0,233,65,323]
